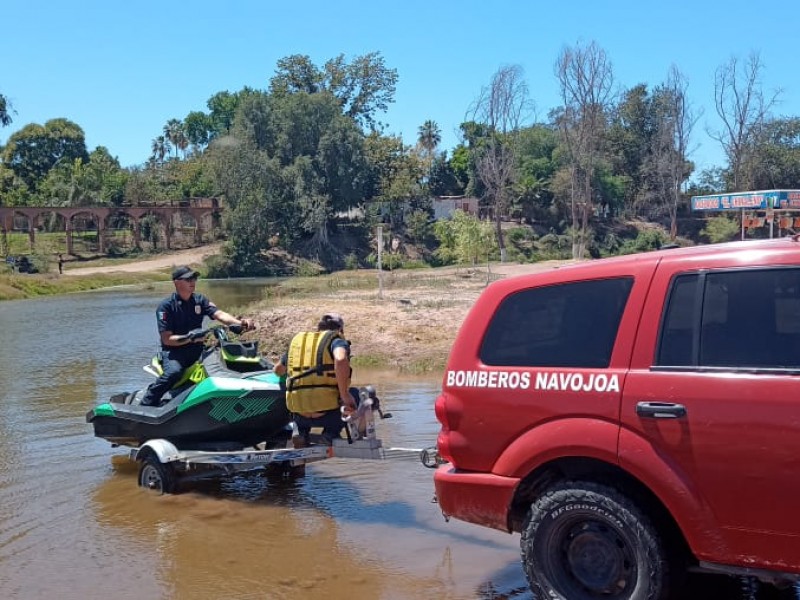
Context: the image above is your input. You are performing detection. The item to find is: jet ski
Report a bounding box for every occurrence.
[86,326,291,450]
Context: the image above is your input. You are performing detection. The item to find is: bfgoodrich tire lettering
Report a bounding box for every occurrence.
[521,481,670,600]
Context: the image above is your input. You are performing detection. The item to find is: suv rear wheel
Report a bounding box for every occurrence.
[521,481,672,600]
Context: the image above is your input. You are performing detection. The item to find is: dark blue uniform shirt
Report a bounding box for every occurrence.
[155,292,219,350]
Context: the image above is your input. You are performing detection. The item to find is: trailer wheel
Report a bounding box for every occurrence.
[521,481,671,600]
[138,453,178,494]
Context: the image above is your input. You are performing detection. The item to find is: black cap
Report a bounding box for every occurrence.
[172,265,200,280]
[320,312,344,329]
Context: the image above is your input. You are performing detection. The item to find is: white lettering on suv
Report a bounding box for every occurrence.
[446,370,531,389]
[445,370,619,393]
[534,371,619,393]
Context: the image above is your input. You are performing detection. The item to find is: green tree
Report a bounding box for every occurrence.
[0,163,31,205]
[514,124,559,222]
[742,117,800,189]
[363,132,425,231]
[38,158,94,206]
[206,136,296,273]
[688,167,726,195]
[606,84,654,216]
[184,110,214,150]
[270,52,398,131]
[429,151,463,196]
[208,87,370,265]
[270,55,323,94]
[207,90,242,136]
[86,146,127,205]
[448,144,472,191]
[1,118,89,190]
[36,148,126,207]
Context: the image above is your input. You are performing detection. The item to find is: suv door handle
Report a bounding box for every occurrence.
[636,402,687,419]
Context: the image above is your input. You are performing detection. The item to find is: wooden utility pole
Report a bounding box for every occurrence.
[377,225,384,298]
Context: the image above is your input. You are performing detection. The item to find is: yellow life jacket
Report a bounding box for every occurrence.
[285,331,349,413]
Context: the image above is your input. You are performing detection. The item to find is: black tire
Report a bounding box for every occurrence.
[137,454,178,494]
[521,481,671,600]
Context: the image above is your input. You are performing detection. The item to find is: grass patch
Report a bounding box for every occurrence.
[0,271,167,301]
[401,356,448,374]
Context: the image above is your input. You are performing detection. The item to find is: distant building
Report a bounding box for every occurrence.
[432,196,479,220]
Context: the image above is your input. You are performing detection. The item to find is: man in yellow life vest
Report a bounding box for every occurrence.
[274,313,356,445]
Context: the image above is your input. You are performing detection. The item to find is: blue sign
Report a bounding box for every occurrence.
[691,190,800,211]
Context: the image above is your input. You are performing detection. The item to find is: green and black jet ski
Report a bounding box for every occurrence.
[86,326,291,450]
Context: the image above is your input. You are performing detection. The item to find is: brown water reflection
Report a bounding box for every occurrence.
[1,287,791,600]
[0,288,529,600]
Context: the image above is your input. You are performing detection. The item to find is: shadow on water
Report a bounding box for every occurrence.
[92,454,529,600]
[96,460,800,600]
[3,286,798,600]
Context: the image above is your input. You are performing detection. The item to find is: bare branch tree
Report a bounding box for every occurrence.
[555,41,615,259]
[710,52,781,191]
[469,65,532,262]
[650,66,699,239]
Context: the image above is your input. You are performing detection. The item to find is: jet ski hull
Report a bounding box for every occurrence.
[87,374,291,450]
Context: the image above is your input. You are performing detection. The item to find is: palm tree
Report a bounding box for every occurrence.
[417,120,442,177]
[163,119,189,159]
[0,93,13,127]
[150,136,170,165]
[418,120,441,156]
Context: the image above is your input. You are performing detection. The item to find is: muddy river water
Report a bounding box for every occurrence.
[0,281,530,600]
[0,280,795,599]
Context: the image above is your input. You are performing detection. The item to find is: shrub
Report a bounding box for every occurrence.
[344,253,360,270]
[701,215,740,243]
[204,253,234,278]
[619,229,668,255]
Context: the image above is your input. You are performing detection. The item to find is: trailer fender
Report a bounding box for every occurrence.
[133,439,182,464]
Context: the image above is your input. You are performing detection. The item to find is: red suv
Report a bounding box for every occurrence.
[434,238,800,599]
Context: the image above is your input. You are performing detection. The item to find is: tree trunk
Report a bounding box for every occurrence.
[495,212,506,263]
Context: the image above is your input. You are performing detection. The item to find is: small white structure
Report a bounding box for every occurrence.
[432,196,479,220]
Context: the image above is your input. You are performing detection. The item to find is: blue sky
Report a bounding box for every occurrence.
[2,0,798,179]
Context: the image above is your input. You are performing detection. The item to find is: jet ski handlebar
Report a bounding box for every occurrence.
[174,324,247,344]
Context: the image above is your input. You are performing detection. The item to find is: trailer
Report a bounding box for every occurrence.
[132,421,442,494]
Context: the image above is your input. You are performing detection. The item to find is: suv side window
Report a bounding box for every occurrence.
[656,274,699,366]
[657,268,800,369]
[480,278,633,368]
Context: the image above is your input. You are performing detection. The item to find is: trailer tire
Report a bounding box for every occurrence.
[138,453,178,494]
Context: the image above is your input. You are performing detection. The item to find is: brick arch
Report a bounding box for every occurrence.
[0,204,222,255]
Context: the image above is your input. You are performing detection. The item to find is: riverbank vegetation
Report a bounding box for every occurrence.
[0,270,165,301]
[2,47,798,278]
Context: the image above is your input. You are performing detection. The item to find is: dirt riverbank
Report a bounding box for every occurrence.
[248,261,573,372]
[65,244,572,371]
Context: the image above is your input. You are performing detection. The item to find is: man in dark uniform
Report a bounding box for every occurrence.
[140,265,254,406]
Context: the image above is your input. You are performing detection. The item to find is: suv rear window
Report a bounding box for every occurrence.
[480,277,633,368]
[657,267,800,369]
